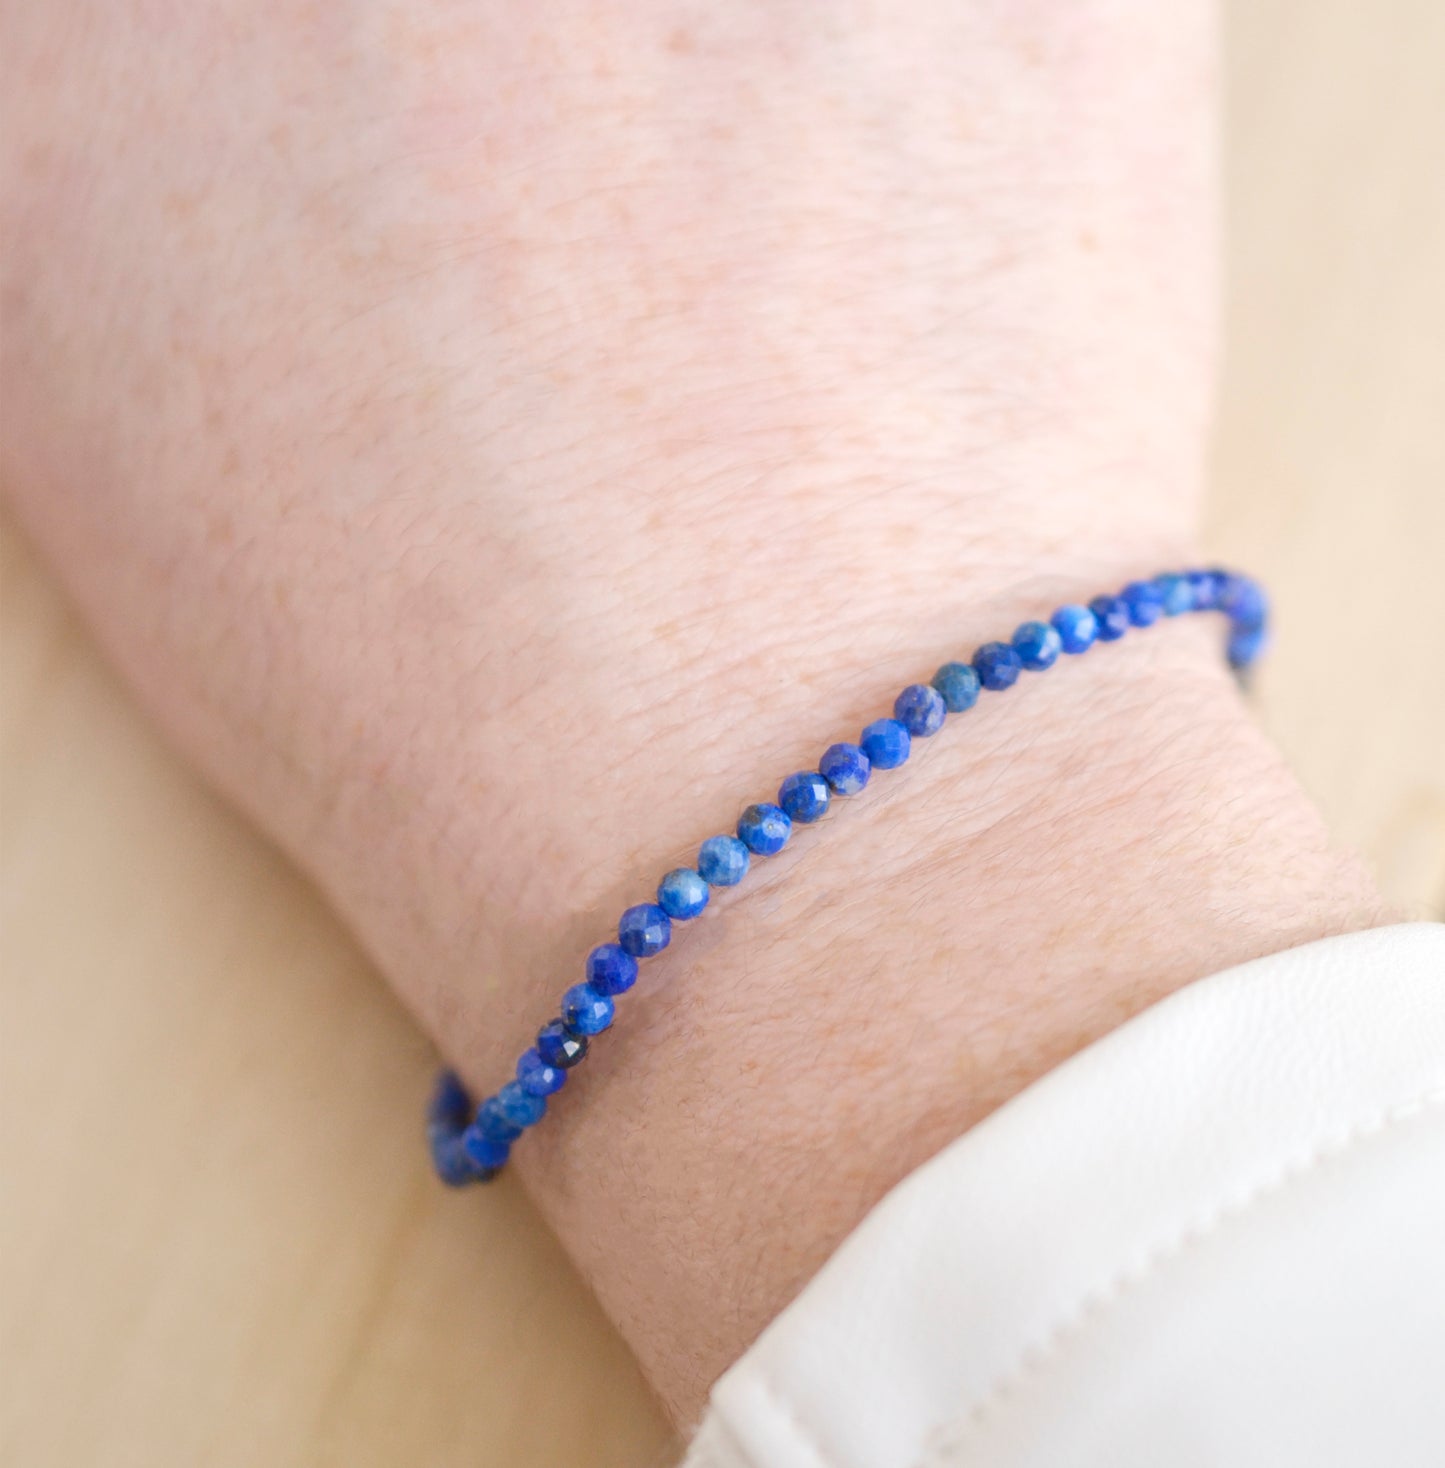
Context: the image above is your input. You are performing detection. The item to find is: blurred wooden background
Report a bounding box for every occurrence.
[3,4,1442,1464]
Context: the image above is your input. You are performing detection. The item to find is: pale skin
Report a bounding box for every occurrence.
[1,0,1385,1423]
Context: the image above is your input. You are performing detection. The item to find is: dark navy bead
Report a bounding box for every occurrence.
[1088,595,1130,641]
[1050,604,1098,654]
[973,641,1023,690]
[1227,623,1269,670]
[1121,580,1165,627]
[860,718,911,770]
[893,683,946,737]
[819,742,871,795]
[617,903,671,958]
[1221,574,1268,632]
[561,982,615,1035]
[434,1132,484,1186]
[536,1019,588,1069]
[657,867,710,920]
[472,1095,523,1144]
[932,661,981,712]
[738,802,792,855]
[496,1080,547,1129]
[698,834,750,886]
[778,771,831,824]
[460,1128,511,1175]
[517,1047,567,1097]
[1154,572,1194,616]
[586,942,638,996]
[427,1070,472,1134]
[1012,620,1062,671]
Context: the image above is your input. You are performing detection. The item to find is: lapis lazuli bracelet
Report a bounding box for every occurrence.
[428,567,1268,1185]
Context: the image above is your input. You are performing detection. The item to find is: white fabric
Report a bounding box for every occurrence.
[685,922,1445,1468]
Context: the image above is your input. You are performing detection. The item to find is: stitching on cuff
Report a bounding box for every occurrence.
[912,1085,1445,1468]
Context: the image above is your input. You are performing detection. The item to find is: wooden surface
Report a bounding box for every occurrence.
[3,6,1443,1465]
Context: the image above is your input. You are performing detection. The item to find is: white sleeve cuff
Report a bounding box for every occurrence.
[685,922,1445,1468]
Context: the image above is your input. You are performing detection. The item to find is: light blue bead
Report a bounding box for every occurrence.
[932,661,980,712]
[1227,623,1268,670]
[973,642,1022,690]
[1050,604,1097,654]
[698,834,750,886]
[561,982,615,1035]
[1154,573,1194,616]
[893,683,946,736]
[586,942,638,995]
[657,867,710,920]
[497,1080,547,1129]
[778,771,830,824]
[860,718,911,769]
[617,903,671,957]
[1121,580,1165,627]
[1222,574,1268,631]
[517,1047,567,1097]
[819,742,871,794]
[738,802,792,855]
[1012,620,1062,671]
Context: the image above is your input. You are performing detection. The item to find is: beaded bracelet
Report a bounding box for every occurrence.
[427,566,1268,1185]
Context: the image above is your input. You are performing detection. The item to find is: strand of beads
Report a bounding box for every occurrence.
[428,566,1268,1184]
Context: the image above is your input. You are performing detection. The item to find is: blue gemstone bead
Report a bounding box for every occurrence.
[893,683,946,737]
[496,1080,547,1129]
[585,942,638,996]
[1222,574,1268,632]
[435,1131,485,1186]
[427,1070,471,1134]
[973,641,1023,690]
[1154,572,1194,616]
[460,1128,511,1175]
[1088,595,1130,641]
[1227,623,1269,670]
[698,834,750,886]
[517,1046,567,1097]
[472,1095,523,1144]
[657,867,710,920]
[1186,568,1225,611]
[561,982,615,1035]
[777,771,831,824]
[860,718,911,769]
[738,802,792,855]
[536,1018,588,1069]
[1121,580,1165,627]
[819,742,871,795]
[617,903,671,958]
[1012,620,1062,671]
[932,661,981,713]
[1050,604,1098,654]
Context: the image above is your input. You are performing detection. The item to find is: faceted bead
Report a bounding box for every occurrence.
[516,1046,567,1097]
[860,718,911,770]
[777,771,831,824]
[698,834,750,886]
[1227,623,1269,670]
[1121,580,1165,627]
[932,661,981,713]
[1222,574,1268,632]
[434,1131,484,1186]
[561,982,615,1035]
[1154,572,1194,616]
[496,1080,547,1129]
[1088,595,1130,641]
[1051,604,1097,654]
[893,683,946,737]
[617,903,671,958]
[738,802,792,855]
[973,641,1022,690]
[471,1095,523,1144]
[1186,568,1225,611]
[657,867,710,920]
[586,942,638,995]
[459,1130,510,1177]
[1012,620,1062,671]
[819,742,871,795]
[427,1069,472,1134]
[536,1019,588,1069]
